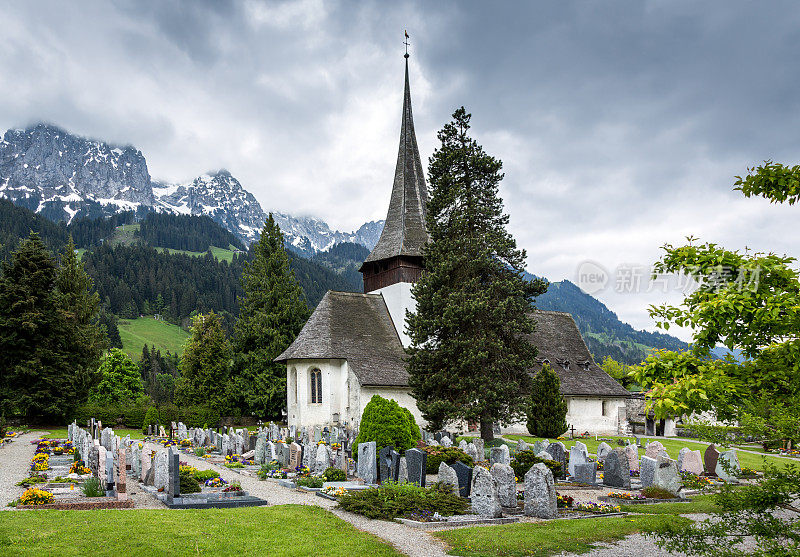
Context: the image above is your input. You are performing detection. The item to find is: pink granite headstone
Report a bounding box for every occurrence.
[626,443,640,472]
[140,448,151,483]
[116,448,128,501]
[645,441,665,459]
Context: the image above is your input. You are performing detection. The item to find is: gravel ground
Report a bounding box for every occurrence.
[170,444,451,557]
[0,431,40,509]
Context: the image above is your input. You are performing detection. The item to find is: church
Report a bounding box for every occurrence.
[276,53,630,435]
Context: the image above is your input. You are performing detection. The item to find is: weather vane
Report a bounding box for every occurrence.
[404,30,410,58]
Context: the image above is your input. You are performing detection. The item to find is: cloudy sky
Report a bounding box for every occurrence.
[2,1,799,339]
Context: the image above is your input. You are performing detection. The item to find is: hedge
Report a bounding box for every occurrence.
[72,403,220,429]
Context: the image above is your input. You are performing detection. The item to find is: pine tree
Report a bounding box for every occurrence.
[526,364,568,438]
[90,348,144,404]
[55,236,106,400]
[230,214,310,419]
[407,108,547,441]
[177,311,231,413]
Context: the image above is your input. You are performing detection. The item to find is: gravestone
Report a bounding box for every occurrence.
[105,449,114,491]
[389,451,402,482]
[532,440,548,456]
[465,443,479,463]
[314,426,321,443]
[314,444,330,476]
[459,440,468,451]
[678,447,690,472]
[167,448,180,499]
[473,438,485,461]
[131,444,141,478]
[715,450,741,482]
[517,439,530,453]
[405,448,426,487]
[490,463,517,508]
[704,444,720,476]
[470,466,502,517]
[222,434,231,456]
[490,445,510,466]
[97,446,106,482]
[290,442,302,469]
[602,448,631,489]
[596,442,613,461]
[452,461,473,497]
[654,453,681,495]
[281,443,292,467]
[255,435,267,465]
[440,436,453,448]
[574,462,597,485]
[547,442,566,478]
[645,441,665,459]
[682,450,704,475]
[438,462,460,496]
[357,442,377,485]
[625,443,640,472]
[264,441,275,463]
[524,463,557,519]
[640,456,657,488]
[140,448,151,483]
[101,427,114,451]
[568,443,588,477]
[536,451,553,461]
[116,448,127,500]
[154,450,169,491]
[378,445,396,483]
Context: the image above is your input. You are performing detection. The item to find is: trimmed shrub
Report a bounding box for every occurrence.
[641,485,677,499]
[337,481,469,520]
[142,406,160,434]
[353,395,421,459]
[193,469,220,482]
[510,449,562,480]
[423,446,474,471]
[323,467,346,482]
[179,469,202,494]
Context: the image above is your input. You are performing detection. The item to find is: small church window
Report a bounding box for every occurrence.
[310,369,322,404]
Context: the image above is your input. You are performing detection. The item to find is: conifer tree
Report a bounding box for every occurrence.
[177,311,231,413]
[526,364,569,438]
[407,108,547,441]
[230,214,310,419]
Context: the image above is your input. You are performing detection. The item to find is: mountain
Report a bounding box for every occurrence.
[0,123,381,252]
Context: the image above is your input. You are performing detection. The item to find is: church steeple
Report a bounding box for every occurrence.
[360,50,429,293]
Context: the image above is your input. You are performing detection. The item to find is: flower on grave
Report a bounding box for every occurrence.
[331,443,341,450]
[69,461,91,475]
[19,487,54,506]
[205,477,228,488]
[607,491,645,500]
[322,486,348,497]
[180,439,192,447]
[556,493,574,508]
[574,501,620,514]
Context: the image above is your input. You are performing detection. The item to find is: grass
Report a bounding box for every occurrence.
[0,505,401,556]
[499,434,792,472]
[434,514,689,557]
[160,245,240,263]
[618,494,722,515]
[118,316,189,360]
[109,223,140,246]
[36,427,145,440]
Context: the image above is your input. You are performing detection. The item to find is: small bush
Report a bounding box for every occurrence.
[641,485,677,499]
[510,449,562,480]
[194,447,206,457]
[193,469,220,482]
[337,481,469,520]
[353,395,421,459]
[297,476,324,488]
[324,467,346,482]
[81,477,104,497]
[179,469,201,494]
[142,406,160,434]
[423,446,474,471]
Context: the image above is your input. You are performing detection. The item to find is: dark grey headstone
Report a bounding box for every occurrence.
[249,436,257,452]
[405,448,426,487]
[640,455,657,488]
[452,460,473,497]
[573,461,597,485]
[168,449,180,498]
[602,448,631,489]
[390,450,402,482]
[357,442,377,485]
[378,445,396,483]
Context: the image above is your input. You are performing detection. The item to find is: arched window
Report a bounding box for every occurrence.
[310,369,322,404]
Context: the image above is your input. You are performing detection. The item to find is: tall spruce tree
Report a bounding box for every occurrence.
[407,108,547,441]
[526,364,569,438]
[177,311,231,413]
[0,233,103,421]
[230,214,309,419]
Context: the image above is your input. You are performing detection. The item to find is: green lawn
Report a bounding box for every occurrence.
[35,427,145,440]
[434,514,689,557]
[110,223,140,246]
[118,317,189,360]
[0,505,400,556]
[160,245,239,263]
[499,434,792,472]
[618,494,722,515]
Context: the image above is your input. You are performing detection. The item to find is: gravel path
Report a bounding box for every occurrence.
[169,445,451,557]
[0,431,39,509]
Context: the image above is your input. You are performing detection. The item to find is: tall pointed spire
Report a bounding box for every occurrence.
[359,50,429,293]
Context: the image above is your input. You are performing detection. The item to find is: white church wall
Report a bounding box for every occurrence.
[499,397,628,436]
[286,359,348,429]
[373,282,415,347]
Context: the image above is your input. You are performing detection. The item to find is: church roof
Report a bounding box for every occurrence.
[274,291,408,387]
[362,56,430,265]
[526,310,631,398]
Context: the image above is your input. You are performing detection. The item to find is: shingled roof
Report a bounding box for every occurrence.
[362,56,430,264]
[527,310,630,398]
[275,291,408,387]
